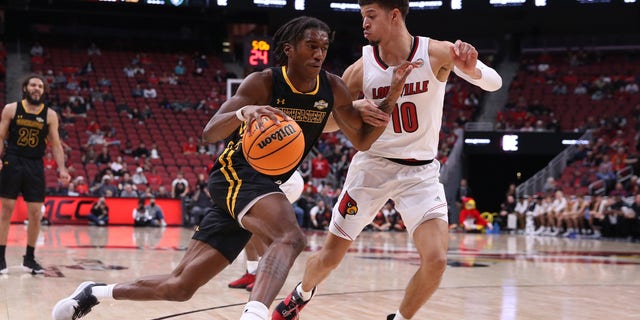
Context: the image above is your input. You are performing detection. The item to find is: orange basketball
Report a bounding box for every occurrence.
[242,114,305,176]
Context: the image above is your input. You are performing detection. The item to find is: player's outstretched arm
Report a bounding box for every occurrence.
[450,39,502,92]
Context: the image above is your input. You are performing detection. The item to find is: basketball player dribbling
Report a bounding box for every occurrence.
[53,16,418,320]
[274,1,503,320]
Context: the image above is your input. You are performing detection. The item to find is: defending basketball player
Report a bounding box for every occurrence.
[273,1,502,320]
[52,16,417,320]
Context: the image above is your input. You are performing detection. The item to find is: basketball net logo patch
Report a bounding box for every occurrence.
[338,191,358,217]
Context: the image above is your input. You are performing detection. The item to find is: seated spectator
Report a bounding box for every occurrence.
[43,152,57,170]
[79,60,96,75]
[155,185,171,199]
[87,42,102,56]
[97,76,111,87]
[120,183,139,198]
[132,167,148,185]
[74,176,90,196]
[145,197,167,227]
[143,85,157,99]
[30,41,44,56]
[131,84,143,98]
[132,142,150,159]
[368,209,391,231]
[123,65,136,78]
[88,197,109,226]
[132,198,152,227]
[174,61,186,76]
[182,137,198,155]
[95,146,111,165]
[171,172,189,199]
[149,143,161,160]
[309,199,331,230]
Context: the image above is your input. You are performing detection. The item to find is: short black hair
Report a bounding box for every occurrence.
[358,0,409,18]
[272,16,332,67]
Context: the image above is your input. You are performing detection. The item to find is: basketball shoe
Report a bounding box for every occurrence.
[0,258,7,274]
[387,314,395,320]
[22,255,45,274]
[272,282,316,320]
[52,281,104,320]
[228,271,255,289]
[246,282,254,292]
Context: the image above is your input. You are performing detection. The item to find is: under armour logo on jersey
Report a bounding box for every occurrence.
[276,98,286,105]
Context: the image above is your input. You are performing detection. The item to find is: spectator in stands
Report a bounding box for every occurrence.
[455,178,473,210]
[109,156,124,176]
[132,167,148,185]
[74,176,90,196]
[87,43,102,56]
[309,199,331,230]
[93,175,118,197]
[131,84,143,98]
[147,72,159,87]
[119,183,138,198]
[43,152,57,171]
[95,146,111,165]
[54,71,67,88]
[30,41,43,57]
[97,76,111,88]
[146,196,167,227]
[310,153,330,186]
[602,195,626,238]
[155,185,171,199]
[123,65,135,78]
[143,84,157,99]
[542,176,557,194]
[498,194,517,231]
[132,142,150,159]
[171,171,189,199]
[174,60,186,76]
[548,190,568,236]
[182,137,198,155]
[79,60,96,75]
[368,209,391,231]
[146,167,162,186]
[86,197,108,227]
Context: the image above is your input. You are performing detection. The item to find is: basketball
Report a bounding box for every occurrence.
[242,114,305,176]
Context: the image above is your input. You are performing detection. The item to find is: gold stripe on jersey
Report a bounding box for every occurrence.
[217,123,248,217]
[218,143,242,218]
[281,66,319,95]
[15,119,45,130]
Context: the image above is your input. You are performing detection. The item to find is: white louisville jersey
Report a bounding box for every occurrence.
[362,36,446,160]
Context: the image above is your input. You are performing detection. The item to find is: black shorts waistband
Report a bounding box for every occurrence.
[385,158,434,166]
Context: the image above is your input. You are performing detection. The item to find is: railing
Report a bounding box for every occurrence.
[515,130,594,197]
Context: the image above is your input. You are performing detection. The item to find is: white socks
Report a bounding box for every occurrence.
[240,301,268,320]
[91,284,115,299]
[391,310,409,320]
[247,260,259,275]
[296,283,313,301]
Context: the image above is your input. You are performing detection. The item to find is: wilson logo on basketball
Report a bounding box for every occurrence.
[257,124,298,149]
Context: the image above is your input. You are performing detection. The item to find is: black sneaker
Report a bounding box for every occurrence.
[22,255,45,274]
[52,281,105,320]
[0,259,7,274]
[272,282,316,320]
[387,314,395,320]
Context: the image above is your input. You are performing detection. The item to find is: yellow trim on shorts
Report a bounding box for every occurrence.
[218,125,246,218]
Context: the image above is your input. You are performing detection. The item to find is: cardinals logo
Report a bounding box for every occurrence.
[338,191,358,218]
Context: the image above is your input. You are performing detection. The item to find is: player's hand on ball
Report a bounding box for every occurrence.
[241,105,291,134]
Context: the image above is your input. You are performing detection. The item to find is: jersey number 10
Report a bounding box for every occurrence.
[391,102,418,133]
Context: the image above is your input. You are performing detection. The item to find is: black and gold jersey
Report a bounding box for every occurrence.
[6,101,49,159]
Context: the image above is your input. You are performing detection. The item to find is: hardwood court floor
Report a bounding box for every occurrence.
[1,225,640,320]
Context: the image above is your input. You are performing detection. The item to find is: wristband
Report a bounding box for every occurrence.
[453,60,502,92]
[235,107,247,121]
